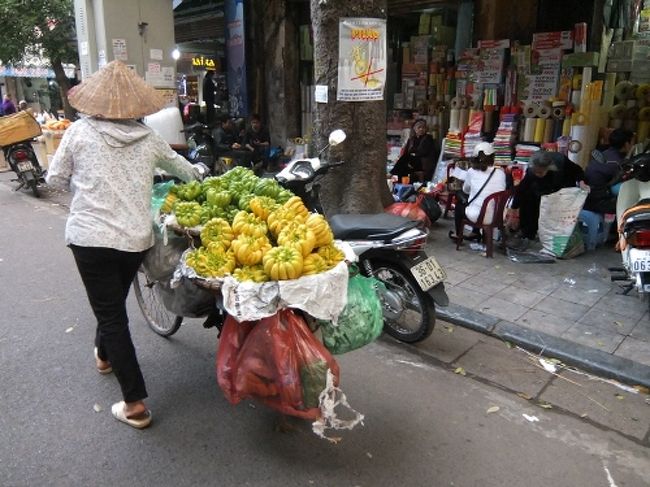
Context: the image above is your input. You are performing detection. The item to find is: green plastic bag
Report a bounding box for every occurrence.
[320,268,385,354]
[151,180,175,215]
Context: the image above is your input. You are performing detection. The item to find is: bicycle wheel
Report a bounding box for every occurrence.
[133,271,183,337]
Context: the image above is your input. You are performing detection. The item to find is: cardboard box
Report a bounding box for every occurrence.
[562,52,600,67]
[0,111,42,146]
[411,36,431,64]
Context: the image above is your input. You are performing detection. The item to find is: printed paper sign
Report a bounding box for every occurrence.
[337,18,386,102]
[150,49,163,60]
[315,85,328,103]
[148,63,161,74]
[112,39,128,61]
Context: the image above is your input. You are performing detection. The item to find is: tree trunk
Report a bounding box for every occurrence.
[255,0,300,146]
[51,57,75,120]
[310,0,393,216]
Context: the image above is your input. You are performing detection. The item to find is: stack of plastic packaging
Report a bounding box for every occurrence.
[513,144,540,165]
[462,110,484,158]
[444,131,463,158]
[493,112,518,165]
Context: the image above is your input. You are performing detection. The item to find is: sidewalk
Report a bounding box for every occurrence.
[427,216,650,388]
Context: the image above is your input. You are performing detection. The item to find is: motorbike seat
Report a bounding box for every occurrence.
[329,213,421,240]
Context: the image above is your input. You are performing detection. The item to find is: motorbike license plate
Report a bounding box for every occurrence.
[17,161,33,172]
[410,256,446,291]
[630,249,650,272]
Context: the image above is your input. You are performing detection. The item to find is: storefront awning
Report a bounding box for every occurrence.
[0,65,76,78]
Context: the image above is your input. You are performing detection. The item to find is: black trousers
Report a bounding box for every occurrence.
[517,192,541,240]
[70,245,148,402]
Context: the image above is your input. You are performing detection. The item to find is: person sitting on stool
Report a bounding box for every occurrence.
[449,142,506,243]
[390,118,437,182]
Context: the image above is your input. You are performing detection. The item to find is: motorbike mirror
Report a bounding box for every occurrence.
[328,129,346,146]
[591,149,606,164]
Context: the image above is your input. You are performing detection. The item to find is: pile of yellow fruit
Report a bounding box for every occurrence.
[162,168,345,282]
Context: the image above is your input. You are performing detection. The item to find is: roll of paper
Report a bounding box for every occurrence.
[615,80,636,101]
[572,112,588,125]
[534,118,546,143]
[571,90,582,110]
[449,108,460,131]
[523,101,537,118]
[523,117,536,141]
[609,104,627,119]
[553,118,564,140]
[544,119,555,143]
[639,106,650,121]
[538,104,552,119]
[459,108,470,131]
[450,96,462,109]
[483,110,495,133]
[638,121,650,142]
[569,125,588,167]
[552,106,565,119]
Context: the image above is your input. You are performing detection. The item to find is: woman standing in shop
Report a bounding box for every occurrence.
[46,60,205,429]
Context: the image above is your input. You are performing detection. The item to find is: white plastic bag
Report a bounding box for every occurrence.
[538,187,588,258]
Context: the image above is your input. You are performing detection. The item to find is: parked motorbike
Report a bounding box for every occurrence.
[275,130,449,343]
[610,150,650,310]
[3,140,43,197]
[181,123,227,175]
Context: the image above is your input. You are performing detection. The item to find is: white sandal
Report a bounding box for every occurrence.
[111,401,152,429]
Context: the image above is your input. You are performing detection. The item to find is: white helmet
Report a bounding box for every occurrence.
[472,141,495,157]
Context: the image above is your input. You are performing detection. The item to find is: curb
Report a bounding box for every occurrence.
[437,304,650,389]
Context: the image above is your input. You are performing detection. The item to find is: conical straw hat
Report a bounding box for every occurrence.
[68,60,166,119]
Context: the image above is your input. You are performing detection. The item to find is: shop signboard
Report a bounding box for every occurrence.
[336,18,387,102]
[225,0,248,116]
[532,31,573,50]
[475,48,505,84]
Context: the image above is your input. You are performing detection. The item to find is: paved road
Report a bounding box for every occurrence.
[1,175,649,487]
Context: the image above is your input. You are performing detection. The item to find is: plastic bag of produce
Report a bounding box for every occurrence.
[217,309,364,440]
[319,268,385,354]
[217,309,339,419]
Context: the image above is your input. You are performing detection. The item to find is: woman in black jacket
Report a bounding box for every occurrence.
[390,118,437,181]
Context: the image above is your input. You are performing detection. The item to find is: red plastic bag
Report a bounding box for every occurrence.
[385,194,431,226]
[216,309,340,420]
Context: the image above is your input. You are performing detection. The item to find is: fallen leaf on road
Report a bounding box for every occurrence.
[537,402,553,409]
[634,385,650,395]
[65,326,75,333]
[366,452,373,459]
[495,265,501,269]
[597,341,605,347]
[454,367,467,376]
[517,392,533,400]
[615,393,625,400]
[580,413,588,418]
[584,331,593,335]
[614,321,623,328]
[443,325,454,333]
[486,406,500,414]
[504,341,513,349]
[93,404,103,413]
[522,414,539,422]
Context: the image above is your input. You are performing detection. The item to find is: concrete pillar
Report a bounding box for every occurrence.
[74,0,177,89]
